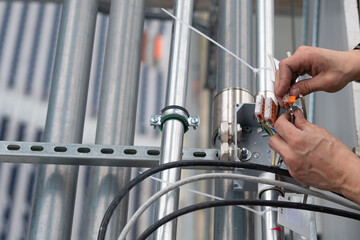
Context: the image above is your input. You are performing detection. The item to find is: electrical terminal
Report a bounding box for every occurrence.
[264,97,277,125]
[254,95,265,120]
[283,93,296,106]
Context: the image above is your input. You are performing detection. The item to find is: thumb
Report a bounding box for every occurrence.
[294,109,310,130]
[290,76,323,97]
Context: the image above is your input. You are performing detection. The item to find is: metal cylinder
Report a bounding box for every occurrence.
[258,173,285,240]
[260,190,285,240]
[256,0,275,98]
[81,1,145,239]
[155,1,194,239]
[211,88,254,146]
[217,0,253,92]
[213,1,255,238]
[28,0,98,239]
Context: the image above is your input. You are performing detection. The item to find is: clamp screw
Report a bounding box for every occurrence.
[190,117,199,124]
[150,116,158,124]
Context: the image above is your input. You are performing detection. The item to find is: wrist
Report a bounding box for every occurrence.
[348,47,360,83]
[339,154,360,204]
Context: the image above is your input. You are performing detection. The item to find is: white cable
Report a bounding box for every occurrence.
[118,172,360,240]
[143,173,271,216]
[161,8,271,74]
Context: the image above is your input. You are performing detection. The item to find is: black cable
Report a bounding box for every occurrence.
[138,199,360,240]
[97,160,291,240]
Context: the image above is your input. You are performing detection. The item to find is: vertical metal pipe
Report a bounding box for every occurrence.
[259,173,284,240]
[256,0,275,98]
[214,1,254,239]
[217,0,253,92]
[81,1,145,239]
[155,1,193,239]
[308,0,321,123]
[28,0,98,239]
[301,0,309,46]
[260,190,284,240]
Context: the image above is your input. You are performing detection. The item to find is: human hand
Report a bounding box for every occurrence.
[269,109,360,203]
[275,46,360,106]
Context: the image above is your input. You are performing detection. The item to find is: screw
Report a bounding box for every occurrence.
[253,152,260,158]
[150,116,158,124]
[190,117,199,124]
[241,148,249,159]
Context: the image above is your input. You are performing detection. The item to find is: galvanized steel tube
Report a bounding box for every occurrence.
[256,0,275,98]
[217,0,253,92]
[82,1,145,239]
[155,1,193,239]
[28,0,98,239]
[214,1,255,238]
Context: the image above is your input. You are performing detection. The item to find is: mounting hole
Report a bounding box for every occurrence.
[77,147,90,153]
[124,149,137,155]
[147,150,160,156]
[193,152,206,158]
[54,146,67,152]
[7,144,20,151]
[31,145,44,152]
[101,148,114,154]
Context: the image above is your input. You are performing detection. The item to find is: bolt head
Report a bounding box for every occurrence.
[150,116,158,123]
[191,117,199,124]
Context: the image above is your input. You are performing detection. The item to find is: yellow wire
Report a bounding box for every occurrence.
[271,150,276,165]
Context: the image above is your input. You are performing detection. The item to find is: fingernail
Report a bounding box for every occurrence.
[290,87,300,97]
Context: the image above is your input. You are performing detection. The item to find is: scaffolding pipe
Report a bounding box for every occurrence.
[260,190,284,240]
[256,0,275,98]
[214,1,255,239]
[217,0,253,92]
[28,0,98,239]
[155,1,193,239]
[82,1,145,239]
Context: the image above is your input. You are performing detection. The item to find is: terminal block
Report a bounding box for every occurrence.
[255,95,277,126]
[264,97,277,125]
[283,93,296,106]
[254,95,265,120]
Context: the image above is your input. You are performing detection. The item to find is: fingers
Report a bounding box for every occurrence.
[293,109,311,131]
[269,134,292,158]
[275,46,314,99]
[273,113,302,142]
[289,75,324,97]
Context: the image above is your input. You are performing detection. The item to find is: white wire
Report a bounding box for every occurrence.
[142,172,274,216]
[161,8,271,74]
[118,172,360,240]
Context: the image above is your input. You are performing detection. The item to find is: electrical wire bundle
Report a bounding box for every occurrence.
[96,160,360,240]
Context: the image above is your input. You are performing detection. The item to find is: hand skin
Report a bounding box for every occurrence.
[269,109,360,205]
[275,46,360,107]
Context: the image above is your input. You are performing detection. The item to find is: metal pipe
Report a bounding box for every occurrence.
[155,1,193,239]
[217,0,253,93]
[258,173,284,240]
[214,1,255,239]
[301,0,309,46]
[28,0,98,239]
[82,1,145,239]
[256,0,275,98]
[308,0,321,123]
[260,190,285,240]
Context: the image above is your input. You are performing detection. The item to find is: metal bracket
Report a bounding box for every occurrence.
[150,105,200,132]
[0,141,217,168]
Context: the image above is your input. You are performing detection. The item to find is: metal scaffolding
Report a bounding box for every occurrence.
[0,0,359,239]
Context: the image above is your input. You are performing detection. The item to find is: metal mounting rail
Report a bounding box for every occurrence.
[0,141,218,168]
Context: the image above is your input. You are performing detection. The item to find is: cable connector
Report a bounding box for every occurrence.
[254,95,265,121]
[264,97,277,125]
